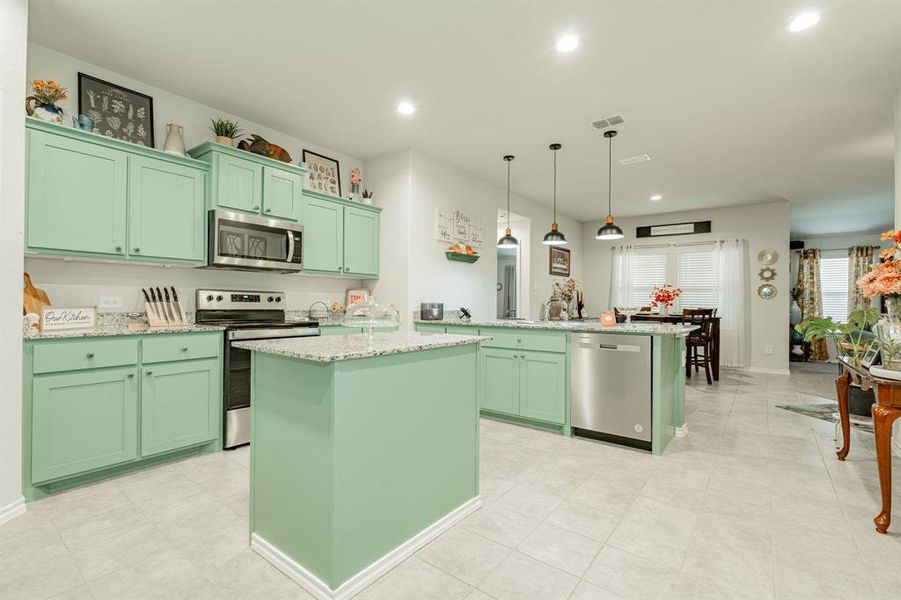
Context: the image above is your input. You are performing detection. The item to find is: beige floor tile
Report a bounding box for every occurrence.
[86,547,204,600]
[0,539,84,600]
[517,522,602,577]
[477,551,577,600]
[464,590,495,600]
[583,545,679,599]
[568,580,628,600]
[606,497,698,569]
[206,549,314,600]
[47,585,95,600]
[492,483,565,520]
[417,526,511,586]
[461,505,541,547]
[545,498,622,542]
[569,479,638,515]
[27,480,132,533]
[356,556,472,600]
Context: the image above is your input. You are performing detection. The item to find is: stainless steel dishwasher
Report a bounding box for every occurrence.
[571,333,652,451]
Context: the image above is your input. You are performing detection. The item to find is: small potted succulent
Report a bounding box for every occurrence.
[210,117,242,147]
[25,80,68,124]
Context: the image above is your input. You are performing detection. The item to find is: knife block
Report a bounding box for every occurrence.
[145,301,188,327]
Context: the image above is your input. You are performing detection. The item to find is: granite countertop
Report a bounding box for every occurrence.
[233,331,490,363]
[415,319,698,336]
[23,323,226,340]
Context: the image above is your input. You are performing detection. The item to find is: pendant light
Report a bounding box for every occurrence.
[497,155,519,248]
[542,143,567,246]
[595,130,625,240]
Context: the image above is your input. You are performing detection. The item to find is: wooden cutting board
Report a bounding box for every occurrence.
[23,273,51,315]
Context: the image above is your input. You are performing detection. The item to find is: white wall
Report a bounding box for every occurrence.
[581,201,791,373]
[0,0,28,523]
[24,43,368,312]
[368,149,582,325]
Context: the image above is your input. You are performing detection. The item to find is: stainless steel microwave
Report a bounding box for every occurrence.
[208,210,303,273]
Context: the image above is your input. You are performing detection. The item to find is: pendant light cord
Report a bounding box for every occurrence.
[506,159,511,230]
[607,134,613,216]
[553,148,557,223]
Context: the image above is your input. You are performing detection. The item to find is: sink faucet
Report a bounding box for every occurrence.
[308,301,329,321]
[504,308,517,318]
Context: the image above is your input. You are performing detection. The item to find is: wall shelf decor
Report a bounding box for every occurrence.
[446,251,479,264]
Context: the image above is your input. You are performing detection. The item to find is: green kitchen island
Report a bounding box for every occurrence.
[232,331,486,600]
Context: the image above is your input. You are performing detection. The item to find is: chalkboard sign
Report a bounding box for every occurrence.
[636,220,711,238]
[78,73,154,147]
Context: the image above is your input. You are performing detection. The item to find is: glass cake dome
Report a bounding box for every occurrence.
[342,298,400,333]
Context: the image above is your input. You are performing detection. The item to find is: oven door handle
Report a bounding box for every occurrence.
[229,328,320,341]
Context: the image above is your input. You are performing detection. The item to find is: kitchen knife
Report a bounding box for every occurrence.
[170,286,186,325]
[150,287,166,324]
[158,286,173,324]
[163,287,177,324]
[141,288,159,322]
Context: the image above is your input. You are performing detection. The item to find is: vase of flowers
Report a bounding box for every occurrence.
[650,284,681,316]
[25,80,68,124]
[859,228,901,322]
[350,168,362,202]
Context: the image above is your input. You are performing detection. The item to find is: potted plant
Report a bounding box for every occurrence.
[210,117,242,147]
[650,284,681,316]
[875,323,901,370]
[25,80,68,124]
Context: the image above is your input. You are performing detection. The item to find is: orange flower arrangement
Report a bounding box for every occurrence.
[650,284,681,308]
[30,80,68,105]
[858,229,901,298]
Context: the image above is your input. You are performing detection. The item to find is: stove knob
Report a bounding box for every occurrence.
[268,296,274,303]
[275,296,282,303]
[206,295,214,302]
[216,295,224,302]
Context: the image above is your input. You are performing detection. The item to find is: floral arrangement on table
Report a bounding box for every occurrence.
[25,80,69,124]
[857,229,901,303]
[549,278,581,320]
[650,284,681,314]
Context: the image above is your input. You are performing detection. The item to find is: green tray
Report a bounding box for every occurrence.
[445,251,480,263]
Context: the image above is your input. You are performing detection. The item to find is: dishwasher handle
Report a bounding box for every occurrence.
[598,343,641,352]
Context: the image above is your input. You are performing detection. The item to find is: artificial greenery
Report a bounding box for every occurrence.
[875,324,901,370]
[210,117,242,139]
[794,306,880,365]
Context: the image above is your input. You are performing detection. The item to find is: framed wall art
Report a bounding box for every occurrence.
[77,73,154,147]
[549,246,571,277]
[303,150,341,197]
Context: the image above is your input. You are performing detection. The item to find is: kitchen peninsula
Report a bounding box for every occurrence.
[233,331,487,600]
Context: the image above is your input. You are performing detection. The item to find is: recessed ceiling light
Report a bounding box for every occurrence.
[556,33,579,53]
[787,11,820,32]
[650,194,663,201]
[397,101,415,115]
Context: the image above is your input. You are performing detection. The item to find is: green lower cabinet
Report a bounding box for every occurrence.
[445,325,480,335]
[31,366,139,484]
[141,358,220,457]
[320,326,363,336]
[519,351,566,424]
[414,323,446,334]
[480,348,520,415]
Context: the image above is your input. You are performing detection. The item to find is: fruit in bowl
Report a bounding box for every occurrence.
[448,243,477,256]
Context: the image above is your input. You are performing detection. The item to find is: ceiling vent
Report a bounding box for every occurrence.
[592,114,624,130]
[619,153,651,166]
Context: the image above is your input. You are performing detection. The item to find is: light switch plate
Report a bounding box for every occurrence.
[99,295,123,309]
[764,344,774,355]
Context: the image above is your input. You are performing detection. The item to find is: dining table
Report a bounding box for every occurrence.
[835,357,901,533]
[630,312,721,381]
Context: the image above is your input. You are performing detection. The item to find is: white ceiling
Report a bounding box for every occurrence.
[28,1,901,236]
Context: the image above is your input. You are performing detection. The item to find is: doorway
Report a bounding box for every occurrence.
[496,210,530,319]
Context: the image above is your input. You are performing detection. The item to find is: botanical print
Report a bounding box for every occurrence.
[78,73,154,147]
[303,150,341,197]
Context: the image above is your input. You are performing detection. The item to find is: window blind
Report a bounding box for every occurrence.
[631,253,668,306]
[820,257,849,322]
[678,250,717,309]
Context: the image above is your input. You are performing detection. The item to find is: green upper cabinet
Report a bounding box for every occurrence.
[519,351,566,424]
[344,206,380,277]
[27,127,128,257]
[25,118,208,265]
[302,190,381,278]
[128,155,205,262]
[262,166,303,221]
[141,358,220,458]
[189,143,306,222]
[31,366,139,484]
[303,194,345,273]
[215,153,263,213]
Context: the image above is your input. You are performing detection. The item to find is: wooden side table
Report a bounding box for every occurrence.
[835,359,901,534]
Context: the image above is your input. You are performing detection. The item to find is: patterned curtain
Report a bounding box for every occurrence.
[848,246,875,312]
[796,248,828,360]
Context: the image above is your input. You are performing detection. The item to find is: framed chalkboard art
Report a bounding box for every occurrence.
[77,72,155,147]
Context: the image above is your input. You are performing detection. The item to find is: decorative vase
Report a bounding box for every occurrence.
[163,123,186,155]
[25,98,63,124]
[215,135,235,147]
[659,304,670,317]
[548,299,563,321]
[789,298,803,326]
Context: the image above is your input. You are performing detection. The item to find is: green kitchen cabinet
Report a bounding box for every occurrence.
[480,348,520,415]
[303,194,345,273]
[26,126,128,257]
[519,351,566,424]
[320,326,363,335]
[343,206,380,277]
[128,155,206,262]
[263,166,303,220]
[141,358,220,457]
[415,323,447,334]
[31,366,139,484]
[445,325,480,336]
[214,152,263,213]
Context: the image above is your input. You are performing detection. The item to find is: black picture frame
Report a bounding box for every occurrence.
[549,246,571,277]
[303,149,342,197]
[77,72,154,147]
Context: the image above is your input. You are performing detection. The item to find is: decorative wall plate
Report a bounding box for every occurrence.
[758,267,776,281]
[757,249,779,266]
[757,283,777,300]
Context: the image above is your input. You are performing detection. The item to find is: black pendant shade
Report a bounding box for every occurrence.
[542,143,567,246]
[595,130,624,241]
[497,155,519,248]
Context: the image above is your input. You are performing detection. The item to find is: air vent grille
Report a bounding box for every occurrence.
[592,114,624,130]
[619,154,651,166]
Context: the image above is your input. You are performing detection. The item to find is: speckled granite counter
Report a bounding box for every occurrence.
[415,319,697,336]
[233,331,489,362]
[23,323,226,340]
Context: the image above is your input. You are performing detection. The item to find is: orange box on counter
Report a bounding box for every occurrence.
[600,311,616,328]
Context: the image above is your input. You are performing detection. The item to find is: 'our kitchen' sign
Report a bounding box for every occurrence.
[41,307,97,331]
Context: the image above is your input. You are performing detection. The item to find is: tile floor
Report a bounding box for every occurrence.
[2,366,900,599]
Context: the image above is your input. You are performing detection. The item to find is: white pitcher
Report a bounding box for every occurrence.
[163,123,186,156]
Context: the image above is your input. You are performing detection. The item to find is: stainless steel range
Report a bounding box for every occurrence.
[195,289,319,448]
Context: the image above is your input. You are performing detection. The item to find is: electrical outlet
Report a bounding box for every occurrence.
[99,295,123,309]
[764,344,773,355]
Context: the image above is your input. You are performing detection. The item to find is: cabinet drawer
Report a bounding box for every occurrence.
[415,323,446,334]
[479,328,567,353]
[142,333,221,364]
[33,338,139,374]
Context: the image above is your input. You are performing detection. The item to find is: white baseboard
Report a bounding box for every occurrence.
[0,496,26,526]
[252,495,482,600]
[675,423,689,438]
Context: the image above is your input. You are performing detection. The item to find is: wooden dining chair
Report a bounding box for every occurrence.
[682,308,716,384]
